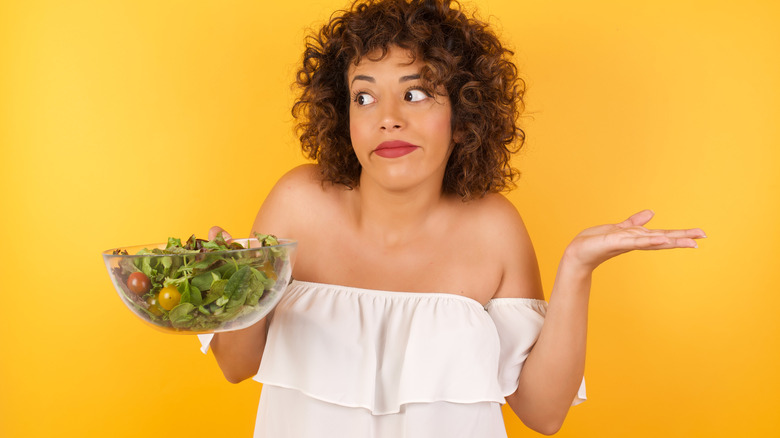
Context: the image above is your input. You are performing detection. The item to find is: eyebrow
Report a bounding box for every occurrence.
[350,74,421,87]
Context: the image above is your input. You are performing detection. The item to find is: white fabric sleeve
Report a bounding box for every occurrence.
[197,333,214,354]
[486,298,586,406]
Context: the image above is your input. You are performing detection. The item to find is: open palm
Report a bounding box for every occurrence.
[564,210,706,271]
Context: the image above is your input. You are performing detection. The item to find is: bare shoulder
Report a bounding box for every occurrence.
[466,193,527,229]
[461,193,544,300]
[274,163,325,197]
[458,193,529,247]
[251,164,336,237]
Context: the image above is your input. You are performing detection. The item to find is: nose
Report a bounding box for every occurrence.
[378,99,405,131]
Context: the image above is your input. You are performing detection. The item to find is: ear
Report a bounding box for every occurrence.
[452,128,465,145]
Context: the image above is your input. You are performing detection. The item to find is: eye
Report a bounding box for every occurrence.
[353,92,376,106]
[404,88,430,102]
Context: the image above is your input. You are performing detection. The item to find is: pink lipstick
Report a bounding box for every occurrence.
[373,140,419,158]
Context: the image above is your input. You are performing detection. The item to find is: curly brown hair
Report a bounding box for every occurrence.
[292,0,525,200]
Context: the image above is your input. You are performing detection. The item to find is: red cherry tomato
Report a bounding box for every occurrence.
[127,272,151,295]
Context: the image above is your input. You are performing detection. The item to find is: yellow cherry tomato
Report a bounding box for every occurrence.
[261,260,277,280]
[145,296,163,316]
[158,286,181,311]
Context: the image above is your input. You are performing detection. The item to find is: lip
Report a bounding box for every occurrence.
[373,140,419,158]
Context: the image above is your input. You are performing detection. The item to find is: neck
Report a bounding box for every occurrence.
[350,174,448,248]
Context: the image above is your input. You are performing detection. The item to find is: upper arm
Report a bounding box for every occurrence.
[483,195,544,300]
[250,164,322,238]
[210,165,323,383]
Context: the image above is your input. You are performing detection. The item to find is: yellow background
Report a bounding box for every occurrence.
[1,0,778,436]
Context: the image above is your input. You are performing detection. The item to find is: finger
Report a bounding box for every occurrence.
[650,228,707,239]
[620,209,655,228]
[672,237,699,248]
[626,234,699,249]
[208,226,232,241]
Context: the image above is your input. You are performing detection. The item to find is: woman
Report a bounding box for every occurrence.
[200,0,705,436]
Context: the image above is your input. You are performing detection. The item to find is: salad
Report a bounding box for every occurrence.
[111,232,286,332]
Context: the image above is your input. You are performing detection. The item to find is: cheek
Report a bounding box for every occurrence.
[348,112,365,144]
[429,111,454,144]
[435,116,452,134]
[348,113,371,164]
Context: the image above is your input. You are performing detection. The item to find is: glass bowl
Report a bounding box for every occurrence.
[102,237,296,334]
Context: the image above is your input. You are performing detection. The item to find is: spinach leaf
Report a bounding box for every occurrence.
[224,265,253,313]
[166,237,182,249]
[169,303,196,328]
[246,268,268,306]
[191,270,218,292]
[203,279,226,306]
[189,285,202,307]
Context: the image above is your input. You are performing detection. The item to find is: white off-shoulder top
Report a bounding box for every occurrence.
[199,280,586,438]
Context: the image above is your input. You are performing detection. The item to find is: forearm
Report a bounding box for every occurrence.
[506,210,704,434]
[210,316,270,383]
[507,251,591,434]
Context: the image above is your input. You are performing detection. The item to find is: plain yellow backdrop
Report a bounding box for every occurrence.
[1,0,778,436]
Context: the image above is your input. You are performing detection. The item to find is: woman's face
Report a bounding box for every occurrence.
[347,46,454,194]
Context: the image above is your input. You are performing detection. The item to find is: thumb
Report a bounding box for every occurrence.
[621,209,655,228]
[208,226,232,241]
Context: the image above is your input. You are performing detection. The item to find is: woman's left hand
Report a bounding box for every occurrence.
[563,209,706,272]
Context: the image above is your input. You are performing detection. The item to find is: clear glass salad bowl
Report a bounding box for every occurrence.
[102,235,296,334]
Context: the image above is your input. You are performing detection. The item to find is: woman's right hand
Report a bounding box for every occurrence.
[208,226,232,242]
[207,225,271,383]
